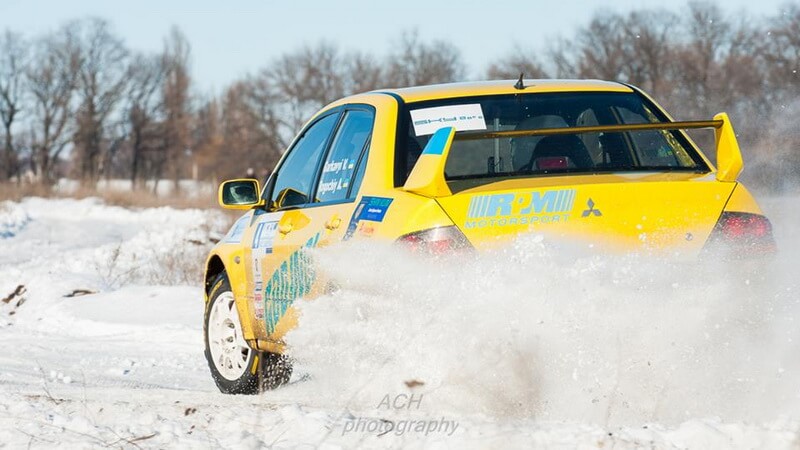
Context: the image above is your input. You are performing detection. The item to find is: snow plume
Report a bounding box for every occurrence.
[745,99,800,193]
[286,200,800,427]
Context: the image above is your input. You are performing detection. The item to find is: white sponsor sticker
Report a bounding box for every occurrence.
[223,216,249,244]
[252,221,278,251]
[410,104,487,136]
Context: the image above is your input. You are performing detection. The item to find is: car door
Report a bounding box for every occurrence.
[242,111,340,341]
[260,106,376,344]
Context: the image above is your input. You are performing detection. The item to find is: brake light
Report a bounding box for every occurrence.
[707,212,776,256]
[396,226,472,255]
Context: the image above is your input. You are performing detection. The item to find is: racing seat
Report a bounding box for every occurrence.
[595,132,634,168]
[525,134,594,171]
[512,115,568,170]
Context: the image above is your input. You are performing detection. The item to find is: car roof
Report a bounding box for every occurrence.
[372,79,633,104]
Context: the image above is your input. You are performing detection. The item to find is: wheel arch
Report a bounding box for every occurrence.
[205,254,226,297]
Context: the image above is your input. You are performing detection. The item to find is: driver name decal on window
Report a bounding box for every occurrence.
[410,104,486,136]
[317,157,356,197]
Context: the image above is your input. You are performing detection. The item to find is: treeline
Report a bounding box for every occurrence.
[0,2,798,191]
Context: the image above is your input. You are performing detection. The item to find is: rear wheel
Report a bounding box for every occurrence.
[204,272,292,394]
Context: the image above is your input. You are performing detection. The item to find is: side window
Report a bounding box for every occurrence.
[314,109,374,203]
[270,113,338,208]
[349,147,369,197]
[616,107,681,167]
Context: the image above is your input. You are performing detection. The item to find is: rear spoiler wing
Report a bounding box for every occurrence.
[403,112,742,197]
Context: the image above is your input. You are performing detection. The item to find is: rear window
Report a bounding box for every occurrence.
[394,92,709,189]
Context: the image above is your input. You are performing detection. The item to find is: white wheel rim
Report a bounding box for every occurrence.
[208,291,252,381]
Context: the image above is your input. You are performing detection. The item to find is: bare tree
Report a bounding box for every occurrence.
[191,97,222,181]
[547,37,580,78]
[267,42,347,135]
[345,51,384,94]
[0,30,27,181]
[485,46,549,79]
[762,3,800,99]
[26,25,80,184]
[750,4,800,189]
[550,9,676,96]
[716,19,767,116]
[575,13,627,80]
[669,1,732,116]
[620,10,678,98]
[241,75,285,159]
[220,82,261,179]
[211,79,285,180]
[385,29,465,88]
[70,18,129,184]
[161,26,192,190]
[123,53,165,188]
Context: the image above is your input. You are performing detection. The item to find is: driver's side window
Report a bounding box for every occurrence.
[270,113,339,209]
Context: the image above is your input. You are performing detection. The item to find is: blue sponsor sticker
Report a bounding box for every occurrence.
[343,196,394,240]
[359,197,393,222]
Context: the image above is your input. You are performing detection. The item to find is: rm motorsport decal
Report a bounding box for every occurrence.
[464,189,576,229]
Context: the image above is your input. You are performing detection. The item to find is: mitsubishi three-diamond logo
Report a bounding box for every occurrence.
[582,198,602,217]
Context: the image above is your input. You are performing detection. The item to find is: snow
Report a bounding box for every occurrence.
[54,178,215,199]
[0,195,799,448]
[0,201,30,239]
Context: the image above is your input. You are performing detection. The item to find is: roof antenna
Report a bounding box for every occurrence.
[514,73,525,90]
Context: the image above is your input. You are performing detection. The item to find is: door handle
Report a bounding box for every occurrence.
[278,222,293,235]
[325,217,342,230]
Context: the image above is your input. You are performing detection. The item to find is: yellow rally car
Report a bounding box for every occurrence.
[203,79,775,394]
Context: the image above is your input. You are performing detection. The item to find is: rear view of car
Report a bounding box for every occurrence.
[393,83,775,257]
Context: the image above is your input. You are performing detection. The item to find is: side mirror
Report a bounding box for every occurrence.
[273,187,308,210]
[714,112,744,182]
[218,178,265,210]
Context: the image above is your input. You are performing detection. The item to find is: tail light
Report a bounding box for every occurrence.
[396,226,472,255]
[707,212,776,256]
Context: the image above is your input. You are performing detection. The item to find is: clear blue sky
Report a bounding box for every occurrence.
[0,0,789,93]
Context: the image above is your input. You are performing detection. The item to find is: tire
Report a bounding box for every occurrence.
[203,272,292,394]
[259,351,293,391]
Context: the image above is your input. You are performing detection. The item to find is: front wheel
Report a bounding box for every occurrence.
[203,272,292,394]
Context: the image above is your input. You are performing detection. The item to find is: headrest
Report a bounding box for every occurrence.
[532,134,593,169]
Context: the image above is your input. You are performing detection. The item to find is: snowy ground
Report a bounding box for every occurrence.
[0,196,799,449]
